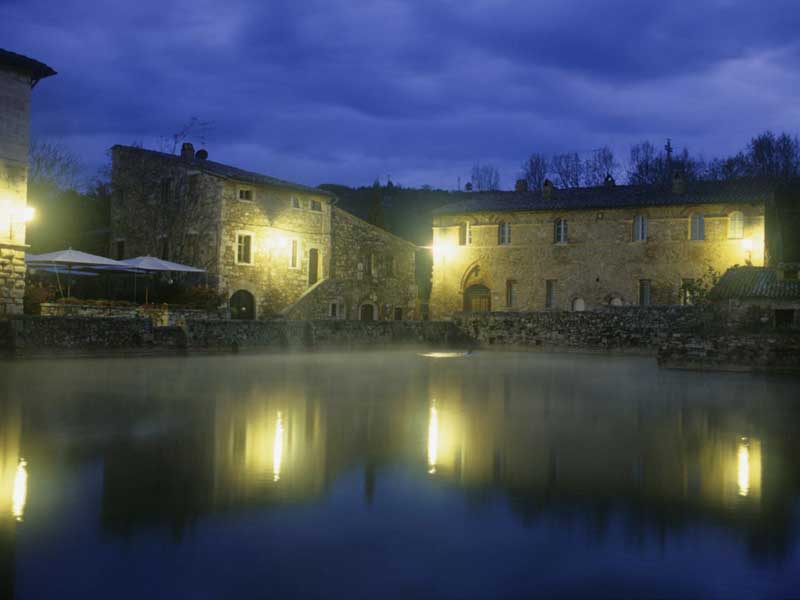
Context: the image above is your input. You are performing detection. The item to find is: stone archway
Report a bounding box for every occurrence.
[359,302,377,321]
[230,289,255,320]
[464,284,491,313]
[572,297,586,312]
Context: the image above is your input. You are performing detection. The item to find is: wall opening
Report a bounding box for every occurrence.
[230,290,255,320]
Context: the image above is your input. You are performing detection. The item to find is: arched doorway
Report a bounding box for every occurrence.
[230,290,255,320]
[464,284,491,313]
[572,297,586,312]
[359,303,376,321]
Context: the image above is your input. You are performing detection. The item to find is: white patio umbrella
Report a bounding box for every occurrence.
[119,256,206,304]
[26,249,130,296]
[120,256,205,273]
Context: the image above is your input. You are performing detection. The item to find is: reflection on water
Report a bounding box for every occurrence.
[0,351,799,598]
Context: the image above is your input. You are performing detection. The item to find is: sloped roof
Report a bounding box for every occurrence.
[711,266,800,301]
[433,179,774,215]
[0,49,56,82]
[113,145,335,197]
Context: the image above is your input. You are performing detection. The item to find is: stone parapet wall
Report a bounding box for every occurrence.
[39,303,224,326]
[657,333,800,372]
[451,306,719,351]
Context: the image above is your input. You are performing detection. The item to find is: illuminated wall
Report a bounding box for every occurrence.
[430,202,766,317]
[0,67,33,316]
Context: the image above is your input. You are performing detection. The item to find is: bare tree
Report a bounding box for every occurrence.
[627,141,663,185]
[520,153,548,190]
[470,163,501,191]
[157,117,214,155]
[746,131,800,179]
[551,152,582,188]
[28,139,83,190]
[112,147,219,270]
[583,146,619,186]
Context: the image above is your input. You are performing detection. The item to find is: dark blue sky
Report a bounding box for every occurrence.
[3,0,799,189]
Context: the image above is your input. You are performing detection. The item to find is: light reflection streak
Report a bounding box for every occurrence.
[273,411,284,482]
[737,439,750,497]
[428,401,438,474]
[12,458,27,521]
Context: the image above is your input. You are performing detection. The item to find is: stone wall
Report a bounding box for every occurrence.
[451,306,718,351]
[39,302,223,326]
[0,68,32,317]
[430,202,766,318]
[282,208,418,320]
[657,333,800,372]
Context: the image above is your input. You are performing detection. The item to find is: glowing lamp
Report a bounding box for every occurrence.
[12,458,27,521]
[741,238,754,252]
[432,241,456,263]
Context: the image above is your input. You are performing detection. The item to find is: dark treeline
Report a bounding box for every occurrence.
[519,130,800,190]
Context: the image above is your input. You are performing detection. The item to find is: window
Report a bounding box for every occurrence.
[633,215,648,242]
[310,199,322,212]
[728,211,744,239]
[545,280,556,308]
[238,188,253,202]
[330,302,338,318]
[506,279,517,307]
[385,255,396,277]
[159,236,169,260]
[690,214,705,240]
[114,239,125,260]
[290,239,299,268]
[554,218,567,244]
[639,279,651,306]
[498,222,511,245]
[572,298,586,312]
[394,307,403,321]
[364,253,375,276]
[160,178,172,203]
[236,233,253,265]
[459,222,471,246]
[291,196,300,209]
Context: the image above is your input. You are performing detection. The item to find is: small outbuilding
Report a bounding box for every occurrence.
[711,264,800,330]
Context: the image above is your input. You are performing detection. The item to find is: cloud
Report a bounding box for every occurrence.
[2,0,799,189]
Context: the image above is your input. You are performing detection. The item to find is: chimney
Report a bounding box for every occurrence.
[542,179,554,199]
[465,182,473,192]
[195,148,208,160]
[515,179,528,193]
[180,142,195,160]
[604,173,615,188]
[672,171,686,195]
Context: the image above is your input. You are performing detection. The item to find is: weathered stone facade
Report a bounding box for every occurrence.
[430,183,769,318]
[0,51,55,317]
[110,145,417,320]
[282,208,418,320]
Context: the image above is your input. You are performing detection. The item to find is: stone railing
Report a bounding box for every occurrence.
[38,303,226,327]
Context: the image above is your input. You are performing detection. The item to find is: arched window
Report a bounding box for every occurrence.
[554,218,568,244]
[572,297,586,312]
[609,296,623,307]
[498,222,511,245]
[728,211,744,239]
[230,290,255,320]
[632,215,648,241]
[690,213,705,241]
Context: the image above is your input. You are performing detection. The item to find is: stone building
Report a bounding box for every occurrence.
[110,144,417,320]
[0,50,55,317]
[430,176,770,318]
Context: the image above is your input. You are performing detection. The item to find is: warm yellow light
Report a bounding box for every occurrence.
[741,238,754,252]
[22,206,35,223]
[737,439,750,497]
[271,235,288,249]
[432,241,456,263]
[273,411,284,482]
[12,458,27,521]
[427,401,438,474]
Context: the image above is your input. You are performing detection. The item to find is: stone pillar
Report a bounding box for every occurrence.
[0,51,55,317]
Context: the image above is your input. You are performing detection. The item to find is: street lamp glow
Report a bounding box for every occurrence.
[432,241,456,263]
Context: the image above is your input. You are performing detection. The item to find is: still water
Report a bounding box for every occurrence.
[1,351,799,598]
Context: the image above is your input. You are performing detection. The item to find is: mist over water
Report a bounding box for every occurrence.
[1,351,799,598]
